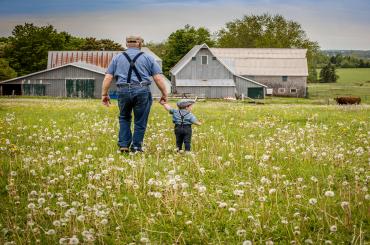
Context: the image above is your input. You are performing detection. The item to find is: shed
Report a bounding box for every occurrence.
[170,44,308,98]
[0,48,171,98]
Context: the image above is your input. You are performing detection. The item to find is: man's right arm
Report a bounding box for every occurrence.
[101,74,113,106]
[153,74,168,104]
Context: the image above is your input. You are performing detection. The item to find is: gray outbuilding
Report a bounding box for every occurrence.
[170,44,308,98]
[0,48,171,98]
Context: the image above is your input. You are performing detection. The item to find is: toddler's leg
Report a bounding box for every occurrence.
[175,127,184,151]
[183,127,192,151]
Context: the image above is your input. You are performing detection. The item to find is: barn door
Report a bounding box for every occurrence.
[66,79,95,98]
[248,87,264,99]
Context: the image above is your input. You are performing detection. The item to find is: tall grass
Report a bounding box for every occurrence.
[0,98,369,244]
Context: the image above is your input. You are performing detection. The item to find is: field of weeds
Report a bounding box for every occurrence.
[0,98,369,244]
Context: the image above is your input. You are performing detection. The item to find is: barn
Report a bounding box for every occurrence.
[170,44,308,98]
[0,48,171,98]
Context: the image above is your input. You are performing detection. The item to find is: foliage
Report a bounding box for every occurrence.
[319,62,338,83]
[329,54,370,68]
[2,23,123,76]
[0,99,369,244]
[162,25,215,78]
[0,58,17,81]
[4,23,67,76]
[145,41,167,59]
[79,37,123,51]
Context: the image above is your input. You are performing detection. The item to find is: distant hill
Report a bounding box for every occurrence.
[322,50,370,59]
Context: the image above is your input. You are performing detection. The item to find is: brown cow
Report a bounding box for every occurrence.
[334,96,361,105]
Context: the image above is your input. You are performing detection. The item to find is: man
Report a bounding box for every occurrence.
[101,36,168,152]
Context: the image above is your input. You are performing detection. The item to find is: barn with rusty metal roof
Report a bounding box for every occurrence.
[0,47,171,98]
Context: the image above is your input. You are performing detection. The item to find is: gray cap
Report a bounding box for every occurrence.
[177,99,195,108]
[126,35,144,44]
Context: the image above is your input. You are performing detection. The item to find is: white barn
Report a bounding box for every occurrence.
[170,44,308,98]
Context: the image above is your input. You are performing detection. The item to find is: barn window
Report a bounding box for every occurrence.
[282,76,288,82]
[192,57,196,61]
[278,88,286,93]
[290,88,297,93]
[212,57,217,60]
[201,55,208,65]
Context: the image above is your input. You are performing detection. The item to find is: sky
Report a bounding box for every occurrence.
[0,0,369,50]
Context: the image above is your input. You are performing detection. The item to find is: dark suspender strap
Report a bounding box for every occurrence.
[178,110,190,126]
[122,52,144,83]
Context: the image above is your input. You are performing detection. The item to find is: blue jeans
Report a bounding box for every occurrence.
[117,86,153,151]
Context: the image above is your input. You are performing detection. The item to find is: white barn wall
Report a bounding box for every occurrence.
[177,48,233,80]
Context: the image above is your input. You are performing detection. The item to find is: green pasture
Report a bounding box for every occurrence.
[0,98,369,244]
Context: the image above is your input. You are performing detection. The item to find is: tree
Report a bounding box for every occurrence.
[0,58,17,81]
[217,14,319,81]
[320,62,338,83]
[145,41,167,59]
[162,25,215,77]
[79,37,123,51]
[5,23,67,76]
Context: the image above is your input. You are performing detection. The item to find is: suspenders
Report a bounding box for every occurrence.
[178,110,190,126]
[122,52,144,83]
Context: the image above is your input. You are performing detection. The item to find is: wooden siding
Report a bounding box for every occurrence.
[245,76,306,97]
[3,66,105,97]
[234,76,265,98]
[177,48,233,80]
[176,86,235,98]
[1,65,169,97]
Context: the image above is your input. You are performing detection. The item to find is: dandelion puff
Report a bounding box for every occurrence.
[27,203,36,209]
[243,241,253,245]
[140,237,150,243]
[46,229,56,235]
[77,215,85,222]
[59,238,68,244]
[69,236,79,244]
[218,202,227,208]
[304,239,313,244]
[38,198,45,206]
[100,219,108,225]
[340,201,349,209]
[324,191,335,197]
[53,220,61,227]
[309,198,317,205]
[329,225,337,232]
[236,229,246,237]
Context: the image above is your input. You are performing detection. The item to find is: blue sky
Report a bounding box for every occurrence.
[0,0,369,49]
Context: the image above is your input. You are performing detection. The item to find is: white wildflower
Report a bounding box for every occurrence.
[309,198,317,205]
[324,191,335,197]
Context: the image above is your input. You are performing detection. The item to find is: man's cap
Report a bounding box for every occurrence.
[126,36,144,43]
[177,99,196,108]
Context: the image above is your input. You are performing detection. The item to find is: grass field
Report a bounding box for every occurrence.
[0,98,369,244]
[308,68,370,103]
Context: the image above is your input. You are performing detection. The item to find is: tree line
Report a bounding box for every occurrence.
[1,14,327,82]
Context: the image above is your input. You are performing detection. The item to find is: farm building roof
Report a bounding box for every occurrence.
[0,62,106,84]
[47,47,161,69]
[176,79,235,87]
[170,44,308,77]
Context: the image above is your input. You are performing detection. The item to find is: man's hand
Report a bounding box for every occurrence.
[159,94,168,104]
[102,95,111,107]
